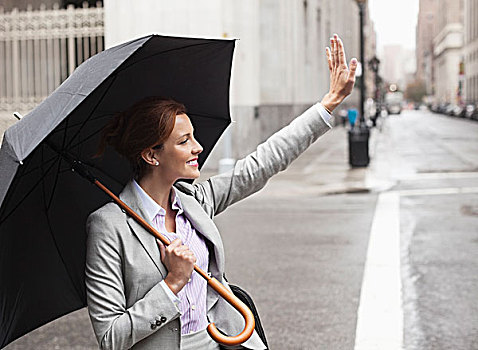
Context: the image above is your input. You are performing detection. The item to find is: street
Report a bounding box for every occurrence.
[3,109,478,349]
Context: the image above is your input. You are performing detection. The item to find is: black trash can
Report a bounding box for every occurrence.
[348,126,370,167]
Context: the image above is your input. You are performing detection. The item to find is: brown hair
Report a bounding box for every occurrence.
[97,96,187,179]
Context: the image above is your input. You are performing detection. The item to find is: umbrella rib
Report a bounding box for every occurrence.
[48,113,115,137]
[66,124,107,153]
[39,146,85,304]
[45,112,73,210]
[0,154,61,226]
[56,163,124,189]
[0,153,39,219]
[6,155,59,182]
[64,75,118,151]
[46,149,66,212]
[0,282,24,348]
[78,161,125,187]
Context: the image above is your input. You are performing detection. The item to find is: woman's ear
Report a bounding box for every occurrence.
[141,148,159,166]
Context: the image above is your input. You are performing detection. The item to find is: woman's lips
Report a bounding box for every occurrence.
[186,159,198,167]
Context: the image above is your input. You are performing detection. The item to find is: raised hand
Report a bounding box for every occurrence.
[321,34,358,113]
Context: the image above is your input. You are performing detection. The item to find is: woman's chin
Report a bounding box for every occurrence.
[182,169,200,180]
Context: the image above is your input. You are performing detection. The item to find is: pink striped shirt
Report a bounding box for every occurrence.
[132,180,209,335]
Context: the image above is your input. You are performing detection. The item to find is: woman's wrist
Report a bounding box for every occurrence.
[320,93,342,113]
[164,274,188,295]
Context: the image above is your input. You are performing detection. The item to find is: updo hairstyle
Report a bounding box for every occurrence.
[97,96,187,179]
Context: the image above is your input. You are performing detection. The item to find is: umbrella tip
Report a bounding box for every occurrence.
[13,112,23,120]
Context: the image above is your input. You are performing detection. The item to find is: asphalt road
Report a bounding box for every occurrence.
[3,109,478,349]
[384,111,478,350]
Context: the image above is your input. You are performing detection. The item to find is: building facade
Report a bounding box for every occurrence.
[364,9,377,101]
[416,0,439,95]
[381,45,416,89]
[433,0,463,104]
[464,0,478,103]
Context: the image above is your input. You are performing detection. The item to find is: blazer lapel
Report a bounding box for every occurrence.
[119,181,168,278]
[174,188,225,277]
[175,188,226,311]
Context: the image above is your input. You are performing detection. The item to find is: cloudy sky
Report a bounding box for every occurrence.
[368,0,420,53]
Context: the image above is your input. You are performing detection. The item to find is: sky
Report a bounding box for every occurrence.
[368,0,420,54]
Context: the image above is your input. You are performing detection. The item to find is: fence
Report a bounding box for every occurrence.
[0,3,104,114]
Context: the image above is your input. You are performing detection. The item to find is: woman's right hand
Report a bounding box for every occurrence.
[158,238,196,295]
[321,34,358,113]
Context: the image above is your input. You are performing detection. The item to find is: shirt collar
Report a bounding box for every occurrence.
[132,180,183,222]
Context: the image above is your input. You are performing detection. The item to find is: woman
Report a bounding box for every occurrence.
[85,34,357,350]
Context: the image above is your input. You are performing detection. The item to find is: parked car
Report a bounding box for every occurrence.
[465,104,475,119]
[452,104,465,118]
[472,105,478,121]
[436,102,450,114]
[385,91,404,114]
[430,103,439,113]
[445,103,455,116]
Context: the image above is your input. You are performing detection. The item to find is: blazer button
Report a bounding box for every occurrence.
[160,316,167,323]
[155,319,161,326]
[150,323,157,330]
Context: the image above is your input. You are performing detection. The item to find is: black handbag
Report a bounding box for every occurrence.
[226,281,269,349]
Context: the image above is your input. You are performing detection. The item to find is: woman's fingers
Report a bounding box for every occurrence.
[326,47,333,71]
[321,34,357,112]
[182,251,197,263]
[348,58,358,82]
[162,238,196,262]
[330,37,336,68]
[157,239,166,262]
[337,37,347,67]
[334,35,340,68]
[168,238,182,248]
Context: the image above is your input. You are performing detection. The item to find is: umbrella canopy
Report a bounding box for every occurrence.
[0,34,235,348]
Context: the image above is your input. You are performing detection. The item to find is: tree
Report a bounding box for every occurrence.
[405,79,427,103]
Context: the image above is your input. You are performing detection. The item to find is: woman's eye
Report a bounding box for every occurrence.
[180,138,188,144]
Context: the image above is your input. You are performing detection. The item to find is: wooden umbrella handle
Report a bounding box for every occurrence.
[94,180,255,346]
[206,277,255,346]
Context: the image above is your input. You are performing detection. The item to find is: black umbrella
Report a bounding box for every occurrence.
[0,34,254,348]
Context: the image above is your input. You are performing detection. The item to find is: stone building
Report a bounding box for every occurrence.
[433,0,464,104]
[416,0,439,95]
[464,0,478,103]
[381,45,415,90]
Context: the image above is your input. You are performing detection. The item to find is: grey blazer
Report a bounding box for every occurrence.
[85,104,332,350]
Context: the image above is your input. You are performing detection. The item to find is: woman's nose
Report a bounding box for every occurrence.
[193,139,203,154]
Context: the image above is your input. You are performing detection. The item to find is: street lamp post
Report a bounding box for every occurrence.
[368,55,381,126]
[348,0,370,168]
[357,0,366,124]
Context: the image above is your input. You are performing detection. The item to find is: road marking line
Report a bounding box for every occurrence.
[398,186,478,196]
[398,172,478,181]
[354,192,403,350]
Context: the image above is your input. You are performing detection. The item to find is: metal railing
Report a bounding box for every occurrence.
[0,3,104,113]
